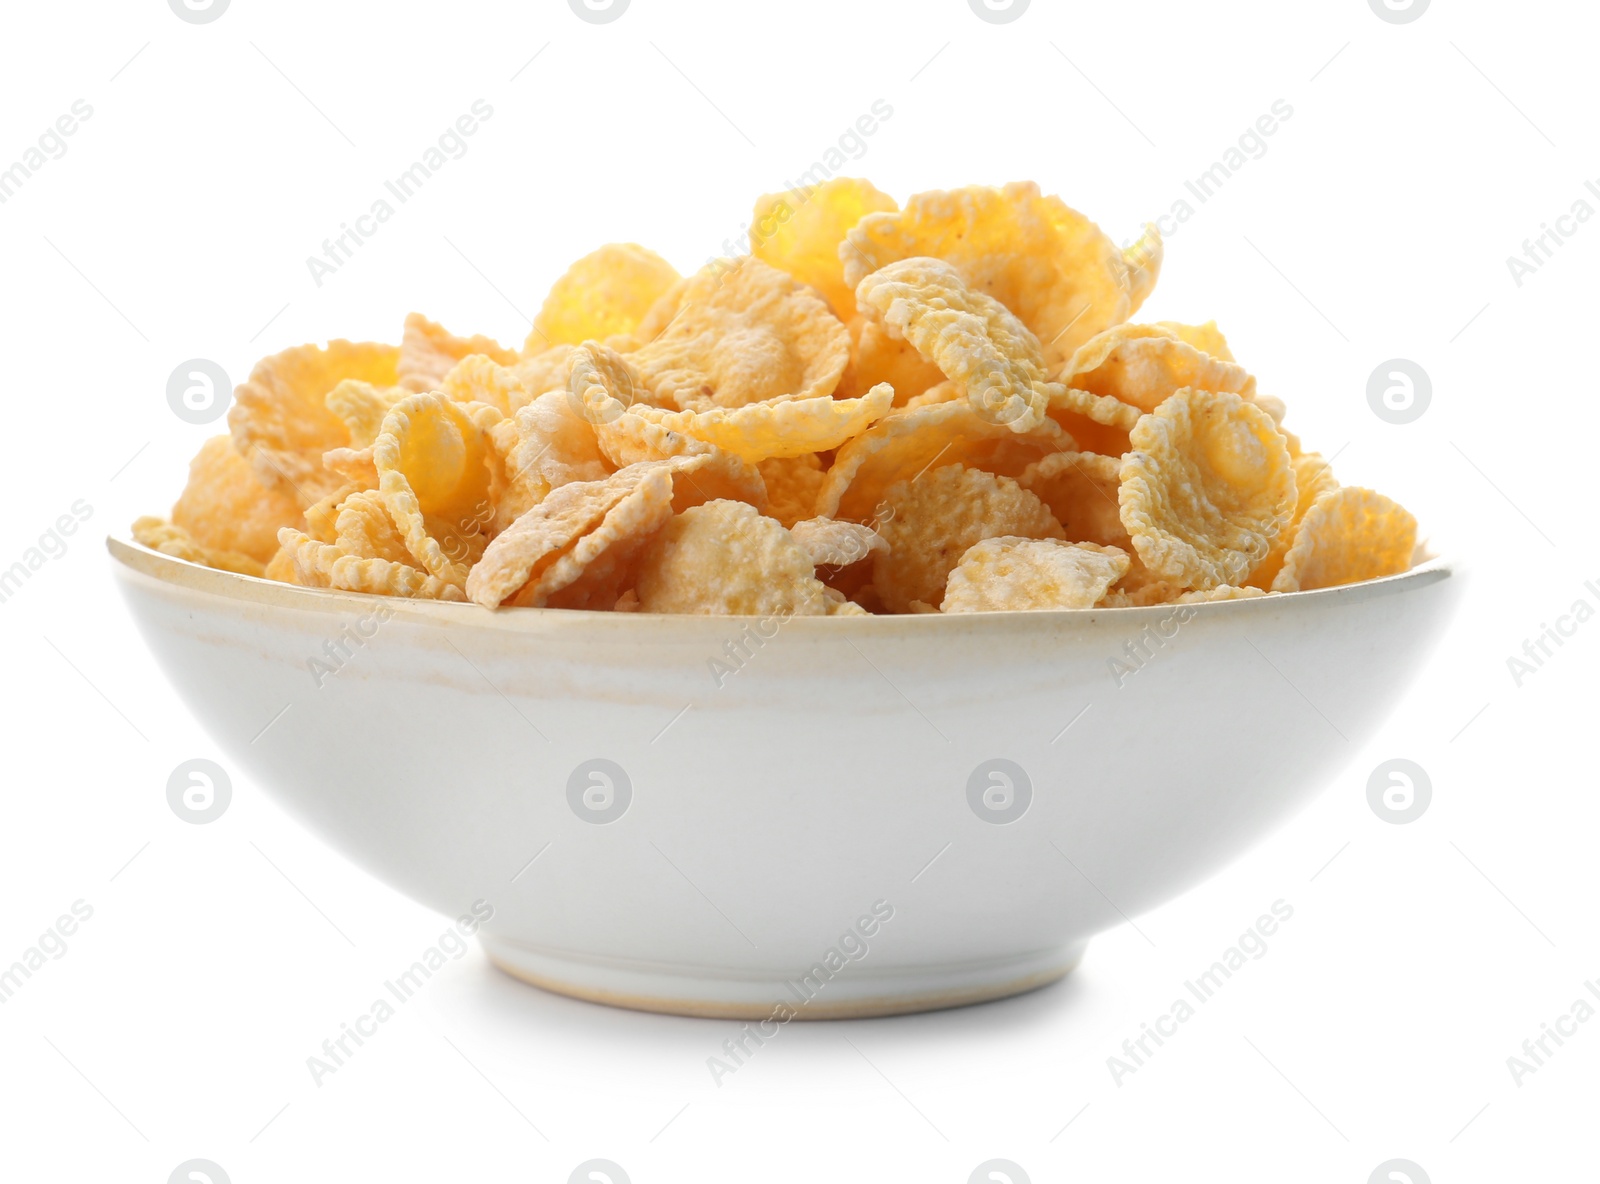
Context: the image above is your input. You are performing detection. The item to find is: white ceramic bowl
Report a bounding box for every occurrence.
[111,537,1456,1018]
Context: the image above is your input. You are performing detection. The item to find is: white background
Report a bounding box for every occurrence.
[1,0,1596,1180]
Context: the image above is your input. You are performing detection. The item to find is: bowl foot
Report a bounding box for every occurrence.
[480,939,1088,1019]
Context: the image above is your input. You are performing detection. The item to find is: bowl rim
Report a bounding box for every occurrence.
[107,534,1453,636]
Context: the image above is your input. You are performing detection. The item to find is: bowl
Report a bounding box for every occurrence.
[110,536,1457,1019]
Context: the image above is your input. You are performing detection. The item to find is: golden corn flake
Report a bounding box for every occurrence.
[490,388,612,531]
[530,243,681,352]
[326,380,406,449]
[1062,323,1254,415]
[843,182,1136,368]
[372,393,504,588]
[629,257,849,413]
[873,463,1065,612]
[398,313,518,392]
[171,436,305,564]
[1156,320,1235,362]
[1119,388,1295,589]
[1272,487,1417,593]
[617,383,893,465]
[835,314,947,404]
[277,526,466,600]
[1174,584,1270,603]
[855,257,1060,433]
[1123,223,1164,318]
[751,177,897,320]
[817,397,1074,523]
[1246,452,1338,590]
[757,453,827,527]
[229,340,400,504]
[634,500,838,616]
[787,517,885,569]
[437,354,533,418]
[1047,386,1139,457]
[1018,450,1129,548]
[942,538,1130,613]
[132,516,264,577]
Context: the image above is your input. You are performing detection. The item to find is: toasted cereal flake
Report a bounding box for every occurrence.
[757,454,827,527]
[750,178,898,320]
[1247,452,1338,590]
[468,454,755,608]
[333,490,415,564]
[229,340,400,503]
[817,397,1075,523]
[629,257,850,412]
[171,436,305,563]
[1061,323,1254,415]
[437,354,533,417]
[1175,584,1270,602]
[489,388,612,531]
[836,314,947,404]
[1119,389,1295,590]
[855,257,1060,433]
[1123,223,1164,317]
[788,517,885,568]
[634,500,835,616]
[1156,321,1235,362]
[1272,487,1417,593]
[398,313,518,392]
[277,526,465,600]
[1018,450,1129,548]
[326,380,406,448]
[373,393,504,588]
[530,244,681,352]
[872,464,1065,612]
[614,383,893,464]
[132,516,264,577]
[942,538,1130,612]
[843,182,1134,368]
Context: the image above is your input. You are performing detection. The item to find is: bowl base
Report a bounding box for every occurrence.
[480,939,1088,1020]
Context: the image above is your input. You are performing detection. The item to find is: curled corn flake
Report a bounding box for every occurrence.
[277,527,465,601]
[490,388,612,531]
[398,313,518,393]
[438,354,533,418]
[836,314,946,404]
[873,463,1065,613]
[228,340,399,504]
[855,257,1058,433]
[757,453,827,528]
[1247,452,1338,590]
[843,182,1134,368]
[1018,450,1129,548]
[750,177,897,320]
[171,436,304,564]
[630,257,849,412]
[1272,487,1417,593]
[634,500,836,616]
[1123,224,1164,318]
[132,516,264,577]
[531,244,682,352]
[373,393,504,588]
[333,490,414,564]
[1047,386,1138,457]
[566,341,650,425]
[613,383,893,465]
[511,344,576,409]
[788,517,885,569]
[942,537,1130,613]
[1119,388,1295,590]
[1156,320,1235,362]
[817,397,1074,523]
[326,380,406,449]
[1061,323,1254,415]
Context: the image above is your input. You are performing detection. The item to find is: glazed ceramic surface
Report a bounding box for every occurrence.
[111,537,1457,1018]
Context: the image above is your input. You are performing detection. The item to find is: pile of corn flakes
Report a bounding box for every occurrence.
[135,180,1419,615]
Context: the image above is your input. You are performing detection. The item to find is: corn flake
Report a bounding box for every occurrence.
[1272,487,1417,593]
[530,244,681,352]
[398,313,518,392]
[751,178,897,320]
[171,436,305,564]
[942,537,1130,612]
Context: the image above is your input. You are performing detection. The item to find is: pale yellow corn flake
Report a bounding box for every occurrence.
[1123,224,1164,318]
[262,544,296,583]
[1247,452,1338,590]
[787,517,885,568]
[634,500,835,616]
[1272,487,1417,593]
[873,463,1065,612]
[1174,584,1270,602]
[530,243,682,352]
[229,340,400,504]
[398,313,518,392]
[1018,450,1129,548]
[757,453,827,528]
[942,538,1130,613]
[326,380,407,449]
[372,393,504,588]
[438,354,533,417]
[855,257,1058,433]
[132,516,264,577]
[1156,321,1235,362]
[511,344,576,409]
[613,384,893,464]
[842,182,1135,368]
[1119,388,1296,590]
[565,340,650,425]
[1061,323,1255,415]
[629,257,850,412]
[750,177,898,320]
[835,314,946,404]
[489,388,612,531]
[333,490,415,564]
[170,436,305,564]
[277,526,465,600]
[817,397,1075,523]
